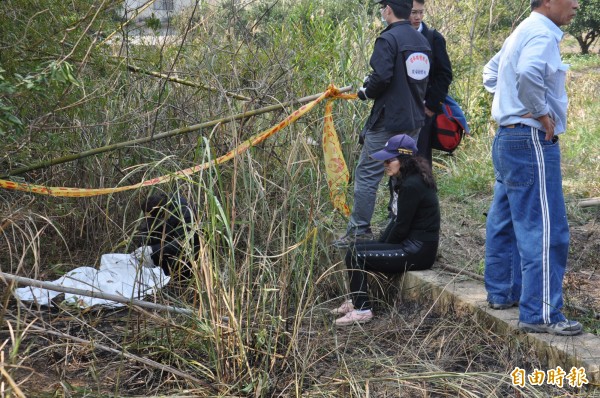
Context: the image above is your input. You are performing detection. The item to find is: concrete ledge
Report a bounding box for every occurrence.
[399,269,600,384]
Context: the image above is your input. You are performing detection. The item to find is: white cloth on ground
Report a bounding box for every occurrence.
[15,246,170,308]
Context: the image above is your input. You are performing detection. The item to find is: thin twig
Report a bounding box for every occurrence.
[437,264,484,282]
[0,366,27,398]
[1,85,352,178]
[579,198,600,208]
[125,64,252,101]
[99,0,157,45]
[0,271,194,316]
[15,321,206,386]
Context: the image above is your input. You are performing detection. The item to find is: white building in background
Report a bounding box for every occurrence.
[121,0,217,23]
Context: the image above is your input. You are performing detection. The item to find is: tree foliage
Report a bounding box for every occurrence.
[1,0,599,395]
[0,0,122,166]
[566,0,600,54]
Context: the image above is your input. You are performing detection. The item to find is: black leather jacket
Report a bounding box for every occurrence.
[379,173,440,243]
[421,22,453,114]
[362,21,432,133]
[139,195,199,278]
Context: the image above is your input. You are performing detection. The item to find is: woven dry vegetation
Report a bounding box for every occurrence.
[1,291,582,397]
[1,0,599,396]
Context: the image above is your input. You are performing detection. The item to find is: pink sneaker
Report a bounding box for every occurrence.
[335,309,373,326]
[330,300,354,315]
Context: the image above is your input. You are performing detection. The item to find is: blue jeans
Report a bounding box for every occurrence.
[485,125,569,324]
[347,127,420,235]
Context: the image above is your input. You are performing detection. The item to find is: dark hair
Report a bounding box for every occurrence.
[386,1,412,20]
[142,192,169,216]
[414,0,425,5]
[530,0,542,10]
[398,156,437,189]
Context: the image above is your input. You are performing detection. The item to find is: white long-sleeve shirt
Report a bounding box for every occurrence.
[482,12,569,134]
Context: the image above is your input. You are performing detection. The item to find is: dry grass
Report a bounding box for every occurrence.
[4,288,584,397]
[1,1,599,396]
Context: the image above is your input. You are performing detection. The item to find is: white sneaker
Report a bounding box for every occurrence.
[330,300,354,315]
[335,309,373,326]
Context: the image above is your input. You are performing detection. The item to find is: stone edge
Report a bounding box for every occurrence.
[399,269,600,385]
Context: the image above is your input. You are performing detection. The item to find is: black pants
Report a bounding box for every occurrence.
[344,239,438,310]
[416,114,435,167]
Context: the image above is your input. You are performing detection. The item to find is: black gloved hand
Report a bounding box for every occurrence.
[362,74,371,87]
[357,87,368,101]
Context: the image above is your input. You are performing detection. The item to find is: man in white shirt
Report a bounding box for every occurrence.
[482,0,581,336]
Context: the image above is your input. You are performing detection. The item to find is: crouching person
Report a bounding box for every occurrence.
[333,134,440,326]
[134,192,200,280]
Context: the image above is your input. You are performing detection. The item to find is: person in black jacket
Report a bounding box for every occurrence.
[410,0,453,165]
[332,134,440,326]
[333,0,431,248]
[135,192,200,279]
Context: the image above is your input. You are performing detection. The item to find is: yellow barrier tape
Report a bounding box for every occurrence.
[323,96,353,216]
[0,85,354,215]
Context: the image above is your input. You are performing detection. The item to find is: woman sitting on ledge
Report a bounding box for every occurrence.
[333,134,440,326]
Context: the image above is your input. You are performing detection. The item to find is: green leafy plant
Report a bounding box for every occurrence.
[1,0,598,396]
[0,68,23,135]
[565,0,600,54]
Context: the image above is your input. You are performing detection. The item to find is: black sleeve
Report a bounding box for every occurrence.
[364,37,396,99]
[381,180,423,243]
[147,219,183,266]
[426,31,453,113]
[378,220,394,243]
[147,196,193,264]
[137,216,162,246]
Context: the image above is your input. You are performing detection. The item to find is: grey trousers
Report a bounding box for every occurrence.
[347,127,420,235]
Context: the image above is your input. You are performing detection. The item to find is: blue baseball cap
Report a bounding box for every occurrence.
[370,134,418,161]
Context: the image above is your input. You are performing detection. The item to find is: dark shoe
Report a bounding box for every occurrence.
[488,301,518,310]
[518,320,583,336]
[332,230,374,248]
